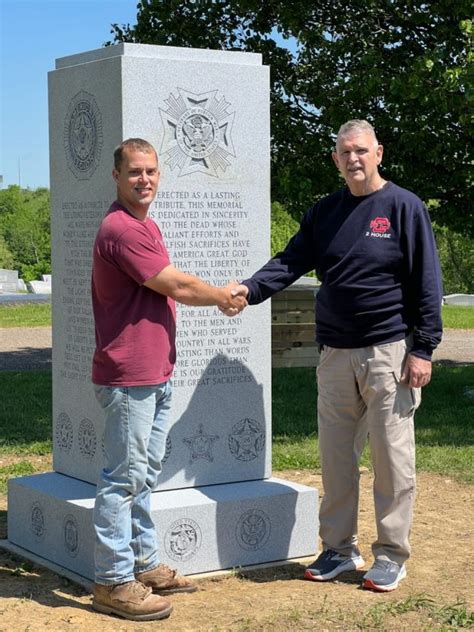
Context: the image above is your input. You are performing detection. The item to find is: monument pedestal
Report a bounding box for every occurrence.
[4,43,319,583]
[7,473,317,582]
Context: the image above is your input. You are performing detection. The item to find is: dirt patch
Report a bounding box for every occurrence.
[0,469,472,631]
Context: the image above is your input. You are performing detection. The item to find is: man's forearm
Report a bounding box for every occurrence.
[143,265,245,311]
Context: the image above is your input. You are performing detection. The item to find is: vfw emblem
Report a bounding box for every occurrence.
[160,88,235,177]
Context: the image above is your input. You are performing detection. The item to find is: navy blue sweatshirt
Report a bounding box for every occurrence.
[243,182,443,360]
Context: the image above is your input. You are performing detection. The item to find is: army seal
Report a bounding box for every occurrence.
[236,509,271,551]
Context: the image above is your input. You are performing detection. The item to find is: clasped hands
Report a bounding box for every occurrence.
[217,282,249,317]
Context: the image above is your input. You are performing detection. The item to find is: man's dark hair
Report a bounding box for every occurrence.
[114,138,157,170]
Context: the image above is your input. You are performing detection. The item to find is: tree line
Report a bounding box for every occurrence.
[0,186,51,282]
[0,186,471,293]
[109,0,472,236]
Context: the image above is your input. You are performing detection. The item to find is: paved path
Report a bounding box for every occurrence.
[0,327,472,371]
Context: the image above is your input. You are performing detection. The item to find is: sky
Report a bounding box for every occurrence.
[1,0,140,189]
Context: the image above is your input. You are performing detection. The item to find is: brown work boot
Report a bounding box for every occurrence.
[136,564,197,594]
[92,580,173,621]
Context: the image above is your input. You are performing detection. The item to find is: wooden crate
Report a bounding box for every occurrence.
[271,277,320,368]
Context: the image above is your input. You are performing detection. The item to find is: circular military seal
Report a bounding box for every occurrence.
[165,518,201,562]
[31,502,45,541]
[64,90,103,180]
[78,418,97,459]
[63,514,79,557]
[162,435,172,464]
[55,412,73,453]
[228,418,265,462]
[176,107,220,159]
[236,509,271,551]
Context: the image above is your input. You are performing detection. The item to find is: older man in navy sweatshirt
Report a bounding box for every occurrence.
[229,119,442,592]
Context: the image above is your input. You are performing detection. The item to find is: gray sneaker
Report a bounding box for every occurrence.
[363,559,407,592]
[304,549,365,581]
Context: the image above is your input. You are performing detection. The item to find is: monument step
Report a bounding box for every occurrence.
[7,472,318,581]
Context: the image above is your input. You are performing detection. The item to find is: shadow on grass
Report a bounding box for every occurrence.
[0,348,52,371]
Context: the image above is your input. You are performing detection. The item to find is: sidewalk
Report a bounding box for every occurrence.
[0,327,472,371]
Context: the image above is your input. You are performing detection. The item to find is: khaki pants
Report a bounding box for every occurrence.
[317,339,421,565]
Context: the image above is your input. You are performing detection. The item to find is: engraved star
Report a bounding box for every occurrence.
[183,423,219,462]
[229,419,264,461]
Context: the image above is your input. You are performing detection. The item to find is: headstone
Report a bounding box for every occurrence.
[17,278,27,292]
[6,43,318,581]
[0,269,19,293]
[28,280,52,294]
[443,294,474,307]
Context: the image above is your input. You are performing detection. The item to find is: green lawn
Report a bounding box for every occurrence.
[0,365,472,494]
[442,304,474,329]
[0,303,52,327]
[271,364,474,483]
[0,302,473,328]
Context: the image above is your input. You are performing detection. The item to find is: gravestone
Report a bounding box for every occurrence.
[6,43,318,583]
[28,280,52,294]
[0,269,19,293]
[443,294,474,307]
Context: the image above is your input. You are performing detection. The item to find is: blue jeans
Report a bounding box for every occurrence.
[93,381,172,585]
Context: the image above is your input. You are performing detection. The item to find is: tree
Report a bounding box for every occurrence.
[0,186,51,281]
[110,0,473,235]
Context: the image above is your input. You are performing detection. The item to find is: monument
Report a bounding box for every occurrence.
[5,44,318,584]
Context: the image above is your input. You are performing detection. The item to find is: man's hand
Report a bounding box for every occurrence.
[219,282,249,317]
[217,282,247,317]
[401,353,432,388]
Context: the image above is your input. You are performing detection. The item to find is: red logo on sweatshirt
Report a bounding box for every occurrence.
[369,217,391,233]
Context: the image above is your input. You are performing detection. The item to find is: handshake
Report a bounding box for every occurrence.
[217,282,249,317]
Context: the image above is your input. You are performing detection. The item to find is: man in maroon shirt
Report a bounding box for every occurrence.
[91,138,246,621]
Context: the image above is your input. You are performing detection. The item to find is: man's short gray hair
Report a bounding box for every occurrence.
[336,120,378,146]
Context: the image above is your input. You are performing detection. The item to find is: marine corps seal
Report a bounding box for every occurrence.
[165,518,202,562]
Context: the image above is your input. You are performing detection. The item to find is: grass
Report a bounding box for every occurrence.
[0,371,52,455]
[0,303,51,327]
[231,593,474,630]
[272,364,474,483]
[359,593,474,629]
[0,302,472,329]
[442,304,474,329]
[0,301,472,491]
[0,364,472,494]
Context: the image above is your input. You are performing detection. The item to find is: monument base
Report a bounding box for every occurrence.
[7,473,318,581]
